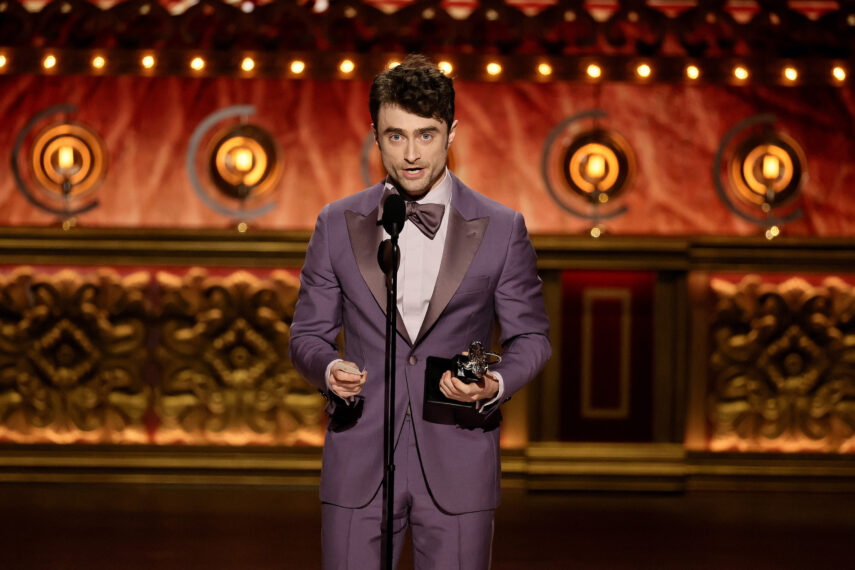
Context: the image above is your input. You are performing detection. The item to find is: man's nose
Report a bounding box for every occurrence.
[404,139,420,162]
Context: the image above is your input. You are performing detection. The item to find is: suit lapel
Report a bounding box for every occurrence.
[344,208,412,345]
[414,205,489,346]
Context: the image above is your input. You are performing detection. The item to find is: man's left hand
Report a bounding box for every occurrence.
[438,369,499,403]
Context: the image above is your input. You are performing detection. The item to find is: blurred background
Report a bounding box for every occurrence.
[0,0,854,568]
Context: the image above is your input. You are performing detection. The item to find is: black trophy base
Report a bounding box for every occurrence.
[424,356,476,409]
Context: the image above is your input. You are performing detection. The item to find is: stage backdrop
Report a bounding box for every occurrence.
[1,75,853,236]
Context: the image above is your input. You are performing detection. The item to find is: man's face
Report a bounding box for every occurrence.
[374,104,457,200]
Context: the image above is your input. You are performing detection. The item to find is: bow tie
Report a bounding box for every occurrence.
[379,188,446,239]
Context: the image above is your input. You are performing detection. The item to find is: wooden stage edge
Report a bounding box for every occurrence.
[1,443,854,493]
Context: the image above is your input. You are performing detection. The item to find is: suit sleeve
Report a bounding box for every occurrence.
[489,211,551,405]
[288,205,343,393]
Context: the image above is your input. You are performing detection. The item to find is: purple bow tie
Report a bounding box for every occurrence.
[379,188,445,239]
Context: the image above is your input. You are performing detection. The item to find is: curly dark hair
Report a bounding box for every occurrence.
[369,54,455,129]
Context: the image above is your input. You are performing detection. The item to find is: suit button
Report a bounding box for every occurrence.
[408,355,417,365]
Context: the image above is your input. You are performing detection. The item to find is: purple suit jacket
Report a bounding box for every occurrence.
[289,173,550,514]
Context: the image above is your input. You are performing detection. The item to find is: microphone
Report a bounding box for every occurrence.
[381,194,406,238]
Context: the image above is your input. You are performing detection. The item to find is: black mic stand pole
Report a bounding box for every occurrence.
[379,236,399,570]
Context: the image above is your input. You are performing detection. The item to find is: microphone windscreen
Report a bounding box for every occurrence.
[381,194,406,236]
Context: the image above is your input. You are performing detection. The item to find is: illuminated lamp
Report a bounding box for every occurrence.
[486,62,502,76]
[241,57,255,72]
[190,57,206,71]
[43,55,57,70]
[0,55,6,69]
[340,59,355,74]
[91,56,106,70]
[438,61,453,75]
[832,66,846,82]
[783,66,798,82]
[733,65,749,81]
[586,64,602,79]
[537,63,553,77]
[290,60,306,74]
[387,60,400,70]
[142,55,156,69]
[686,65,700,80]
[636,63,652,79]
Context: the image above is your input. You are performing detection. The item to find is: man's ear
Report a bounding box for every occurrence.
[447,119,459,147]
[372,123,379,145]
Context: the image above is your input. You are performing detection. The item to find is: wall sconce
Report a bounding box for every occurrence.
[11,104,106,227]
[186,105,281,229]
[541,110,635,236]
[714,114,806,238]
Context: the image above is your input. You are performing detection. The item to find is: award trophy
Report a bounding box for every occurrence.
[424,341,502,408]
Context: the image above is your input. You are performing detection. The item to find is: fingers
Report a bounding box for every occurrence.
[438,370,490,403]
[330,362,367,399]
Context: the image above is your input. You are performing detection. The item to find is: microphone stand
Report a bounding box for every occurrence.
[378,235,400,570]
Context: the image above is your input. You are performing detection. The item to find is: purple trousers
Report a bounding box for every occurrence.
[321,414,495,569]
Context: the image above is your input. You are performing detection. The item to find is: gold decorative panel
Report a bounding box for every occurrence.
[709,275,855,452]
[0,268,150,443]
[154,269,324,445]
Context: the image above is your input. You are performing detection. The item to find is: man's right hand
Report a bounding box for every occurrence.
[329,361,367,400]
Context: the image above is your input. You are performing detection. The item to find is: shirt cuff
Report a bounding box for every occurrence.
[476,370,504,411]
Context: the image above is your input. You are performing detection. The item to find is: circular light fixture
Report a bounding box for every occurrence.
[30,122,108,201]
[537,63,553,77]
[557,129,636,205]
[206,123,282,203]
[42,55,57,70]
[339,59,355,74]
[783,66,798,82]
[0,55,7,69]
[636,63,652,79]
[438,61,453,75]
[190,57,206,71]
[727,132,806,210]
[290,60,306,74]
[686,65,700,80]
[142,55,155,69]
[91,56,105,70]
[733,66,749,81]
[764,225,781,240]
[586,64,602,79]
[590,226,602,238]
[832,66,847,82]
[241,57,255,72]
[486,62,502,76]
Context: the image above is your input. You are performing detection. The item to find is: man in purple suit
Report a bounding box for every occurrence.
[289,54,550,569]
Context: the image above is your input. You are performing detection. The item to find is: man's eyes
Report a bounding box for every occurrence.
[420,133,433,141]
[387,133,435,142]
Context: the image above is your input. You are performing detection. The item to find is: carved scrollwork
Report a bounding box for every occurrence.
[0,267,150,443]
[155,268,324,445]
[709,275,855,452]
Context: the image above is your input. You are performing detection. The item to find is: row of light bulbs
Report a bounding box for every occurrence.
[0,52,848,83]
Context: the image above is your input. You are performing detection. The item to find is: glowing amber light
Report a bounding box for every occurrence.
[438,61,453,75]
[686,65,700,80]
[586,154,606,179]
[0,55,8,69]
[387,60,400,70]
[590,227,602,238]
[586,64,602,79]
[290,60,306,74]
[91,56,106,69]
[832,66,846,82]
[190,57,205,71]
[734,66,749,80]
[339,59,355,74]
[142,55,155,69]
[43,55,57,70]
[486,62,502,76]
[233,148,254,173]
[761,154,780,180]
[636,63,652,78]
[765,225,780,240]
[58,146,74,170]
[241,57,255,72]
[783,67,798,82]
[537,63,553,77]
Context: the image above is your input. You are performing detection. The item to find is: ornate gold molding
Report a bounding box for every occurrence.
[708,275,855,452]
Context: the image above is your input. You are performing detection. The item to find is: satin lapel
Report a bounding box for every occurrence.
[414,207,489,345]
[344,209,412,345]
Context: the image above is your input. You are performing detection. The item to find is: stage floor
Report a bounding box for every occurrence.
[2,484,854,569]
